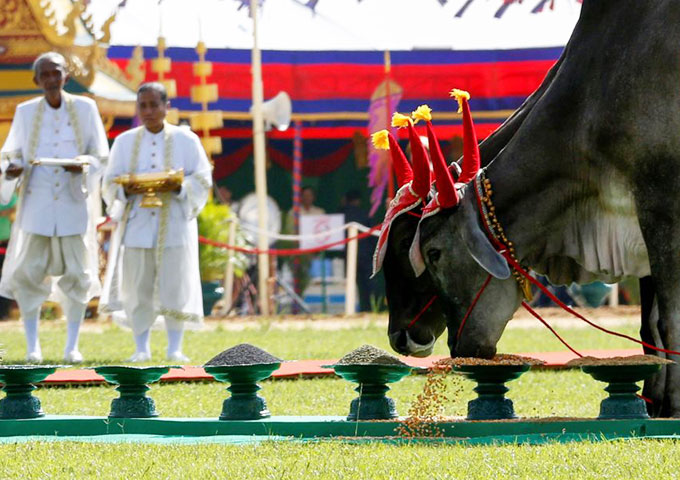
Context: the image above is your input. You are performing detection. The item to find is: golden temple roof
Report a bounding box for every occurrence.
[0,0,137,126]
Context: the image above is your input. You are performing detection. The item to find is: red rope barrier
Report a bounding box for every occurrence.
[199,224,382,256]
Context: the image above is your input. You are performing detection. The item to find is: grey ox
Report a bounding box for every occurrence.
[381,0,680,417]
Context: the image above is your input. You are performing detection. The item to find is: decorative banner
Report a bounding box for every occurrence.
[367,78,402,216]
[299,214,346,251]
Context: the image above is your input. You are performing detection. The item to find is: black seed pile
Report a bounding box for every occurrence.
[205,344,282,367]
[336,344,408,366]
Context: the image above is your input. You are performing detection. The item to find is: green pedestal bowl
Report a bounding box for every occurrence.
[204,363,281,420]
[325,364,421,421]
[453,364,530,420]
[580,363,663,419]
[92,366,177,418]
[0,365,65,419]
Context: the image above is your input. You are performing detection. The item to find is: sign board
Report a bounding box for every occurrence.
[299,214,345,251]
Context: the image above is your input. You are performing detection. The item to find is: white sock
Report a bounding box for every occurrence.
[22,310,41,355]
[166,327,184,355]
[134,329,151,355]
[64,302,87,354]
[65,321,82,355]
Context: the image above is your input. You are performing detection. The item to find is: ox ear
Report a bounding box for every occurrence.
[460,193,511,280]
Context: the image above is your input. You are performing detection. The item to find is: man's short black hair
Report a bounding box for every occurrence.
[137,82,168,103]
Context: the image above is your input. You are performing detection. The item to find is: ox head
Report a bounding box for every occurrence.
[371,118,447,357]
[408,91,522,358]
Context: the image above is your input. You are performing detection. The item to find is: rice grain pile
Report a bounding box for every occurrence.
[335,344,408,366]
[204,344,282,366]
[441,353,545,367]
[566,354,674,367]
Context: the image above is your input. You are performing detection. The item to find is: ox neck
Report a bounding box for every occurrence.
[480,151,569,265]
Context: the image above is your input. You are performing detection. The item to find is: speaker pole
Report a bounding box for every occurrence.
[251,0,270,315]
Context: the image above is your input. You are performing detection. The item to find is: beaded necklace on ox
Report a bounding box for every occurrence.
[449,169,532,343]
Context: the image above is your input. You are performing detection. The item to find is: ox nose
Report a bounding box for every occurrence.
[389,329,410,355]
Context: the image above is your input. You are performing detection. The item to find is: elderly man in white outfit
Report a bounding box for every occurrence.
[0,52,108,363]
[101,82,212,362]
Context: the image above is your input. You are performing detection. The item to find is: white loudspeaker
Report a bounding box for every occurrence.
[237,193,282,247]
[253,91,292,132]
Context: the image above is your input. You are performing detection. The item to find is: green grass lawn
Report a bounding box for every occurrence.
[0,315,670,479]
[2,439,680,479]
[0,315,642,365]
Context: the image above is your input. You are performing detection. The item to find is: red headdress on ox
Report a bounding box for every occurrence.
[451,89,481,184]
[408,91,482,277]
[370,113,432,278]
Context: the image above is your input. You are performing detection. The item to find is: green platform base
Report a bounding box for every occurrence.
[2,416,680,445]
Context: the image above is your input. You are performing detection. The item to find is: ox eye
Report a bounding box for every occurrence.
[427,249,441,265]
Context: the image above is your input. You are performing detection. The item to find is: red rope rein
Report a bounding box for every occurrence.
[470,171,680,357]
[456,274,493,341]
[521,301,583,357]
[406,295,438,330]
[502,250,680,357]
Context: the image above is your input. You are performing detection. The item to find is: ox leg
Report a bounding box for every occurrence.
[639,276,666,417]
[637,210,680,417]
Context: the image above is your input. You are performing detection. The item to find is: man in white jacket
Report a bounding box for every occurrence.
[0,52,108,363]
[101,82,212,362]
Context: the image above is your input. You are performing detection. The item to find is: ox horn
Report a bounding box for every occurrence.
[406,108,432,198]
[371,129,413,188]
[423,111,458,208]
[450,89,481,184]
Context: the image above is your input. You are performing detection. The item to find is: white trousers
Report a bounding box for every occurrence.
[9,233,90,319]
[121,247,189,334]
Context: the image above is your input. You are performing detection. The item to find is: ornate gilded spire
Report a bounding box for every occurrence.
[150,35,179,124]
[189,39,223,161]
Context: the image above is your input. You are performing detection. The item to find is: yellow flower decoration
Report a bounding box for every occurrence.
[371,130,390,150]
[391,112,412,128]
[449,88,471,113]
[411,104,432,124]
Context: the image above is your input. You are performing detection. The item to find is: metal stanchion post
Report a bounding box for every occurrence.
[321,250,327,314]
[345,224,358,315]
